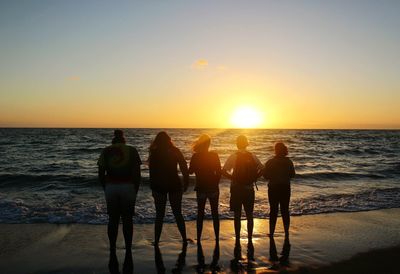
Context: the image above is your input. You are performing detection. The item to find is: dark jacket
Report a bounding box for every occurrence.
[189,151,221,192]
[263,156,295,186]
[98,143,142,186]
[149,146,189,192]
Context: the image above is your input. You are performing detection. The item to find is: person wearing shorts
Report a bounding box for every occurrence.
[148,131,189,246]
[98,129,142,274]
[222,135,263,260]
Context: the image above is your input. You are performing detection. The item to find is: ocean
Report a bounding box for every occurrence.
[0,128,399,224]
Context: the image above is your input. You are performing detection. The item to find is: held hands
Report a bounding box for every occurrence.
[183,177,189,192]
[183,180,189,192]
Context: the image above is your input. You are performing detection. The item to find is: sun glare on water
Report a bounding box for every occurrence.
[230,106,264,128]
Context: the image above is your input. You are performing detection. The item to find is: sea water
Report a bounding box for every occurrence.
[0,128,399,224]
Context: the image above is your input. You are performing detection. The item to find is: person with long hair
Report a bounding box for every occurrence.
[149,131,189,246]
[98,129,142,274]
[189,134,221,264]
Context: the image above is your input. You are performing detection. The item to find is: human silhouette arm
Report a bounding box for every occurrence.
[132,147,142,194]
[289,159,295,179]
[188,154,195,175]
[97,150,106,190]
[176,148,189,192]
[252,153,264,179]
[214,153,222,182]
[98,166,106,190]
[263,159,271,181]
[221,153,235,180]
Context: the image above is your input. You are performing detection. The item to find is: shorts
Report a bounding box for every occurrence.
[105,183,136,216]
[230,186,255,212]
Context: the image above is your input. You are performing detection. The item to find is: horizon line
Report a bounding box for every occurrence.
[1,126,399,130]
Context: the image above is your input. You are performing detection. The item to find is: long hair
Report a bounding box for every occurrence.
[275,142,288,157]
[192,134,211,153]
[149,131,174,153]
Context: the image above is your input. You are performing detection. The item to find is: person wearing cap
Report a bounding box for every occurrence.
[222,135,263,261]
[98,129,142,274]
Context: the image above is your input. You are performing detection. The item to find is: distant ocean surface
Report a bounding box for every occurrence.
[0,128,399,224]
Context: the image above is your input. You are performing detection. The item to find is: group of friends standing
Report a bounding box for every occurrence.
[98,130,295,274]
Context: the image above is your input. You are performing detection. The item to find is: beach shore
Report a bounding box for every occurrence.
[0,208,399,273]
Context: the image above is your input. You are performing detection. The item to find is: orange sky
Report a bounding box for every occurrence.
[1,1,399,129]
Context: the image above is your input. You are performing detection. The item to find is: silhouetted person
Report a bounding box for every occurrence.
[149,131,189,245]
[263,142,295,238]
[222,135,263,261]
[98,129,142,274]
[189,134,221,246]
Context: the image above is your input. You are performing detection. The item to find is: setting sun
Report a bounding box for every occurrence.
[230,106,264,128]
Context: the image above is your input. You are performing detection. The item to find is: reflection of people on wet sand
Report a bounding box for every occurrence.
[264,142,295,264]
[196,241,221,273]
[154,242,187,274]
[149,131,189,246]
[222,135,263,262]
[269,236,291,267]
[98,129,142,274]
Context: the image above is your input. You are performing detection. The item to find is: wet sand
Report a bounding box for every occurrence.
[0,208,399,273]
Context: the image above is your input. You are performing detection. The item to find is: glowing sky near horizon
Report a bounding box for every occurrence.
[0,0,399,128]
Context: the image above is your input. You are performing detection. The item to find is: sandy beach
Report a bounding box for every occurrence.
[0,208,399,273]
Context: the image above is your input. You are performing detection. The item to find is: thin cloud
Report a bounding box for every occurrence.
[67,76,80,81]
[216,65,228,71]
[191,59,208,69]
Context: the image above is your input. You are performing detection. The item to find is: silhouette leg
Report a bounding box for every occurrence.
[233,209,242,260]
[234,210,241,245]
[121,213,133,274]
[196,241,205,271]
[245,210,254,242]
[108,213,120,251]
[108,213,120,274]
[153,192,167,245]
[170,191,187,242]
[209,194,220,242]
[279,237,291,266]
[211,241,220,271]
[281,205,290,238]
[174,242,188,272]
[281,186,291,238]
[154,245,166,274]
[269,235,278,261]
[245,211,254,261]
[268,187,279,236]
[121,213,133,251]
[196,195,206,243]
